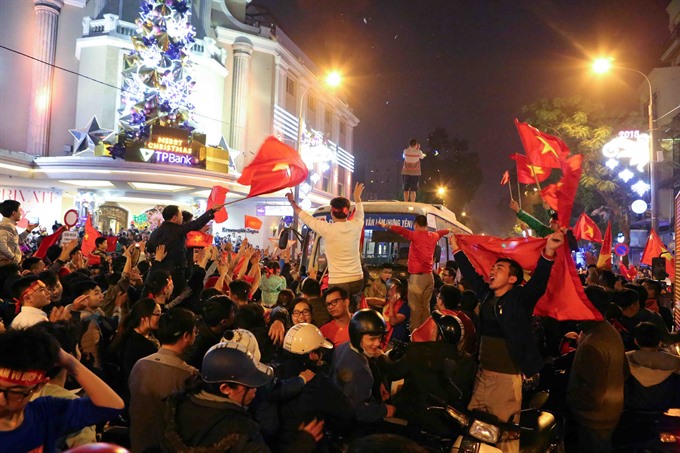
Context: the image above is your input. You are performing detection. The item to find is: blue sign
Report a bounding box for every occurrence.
[614,243,629,257]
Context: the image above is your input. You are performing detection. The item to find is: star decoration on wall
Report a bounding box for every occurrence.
[68,116,113,155]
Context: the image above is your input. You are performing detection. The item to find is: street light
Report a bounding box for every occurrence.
[292,71,343,246]
[437,186,446,205]
[592,57,658,231]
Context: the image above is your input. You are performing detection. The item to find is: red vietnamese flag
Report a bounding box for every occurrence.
[455,234,602,321]
[237,136,309,198]
[33,226,66,259]
[641,229,675,280]
[500,170,510,185]
[619,263,638,281]
[106,236,118,253]
[573,213,602,243]
[81,214,101,257]
[541,184,559,212]
[556,154,582,225]
[186,230,213,248]
[511,153,551,184]
[207,186,229,223]
[514,119,570,168]
[244,215,263,230]
[596,222,612,269]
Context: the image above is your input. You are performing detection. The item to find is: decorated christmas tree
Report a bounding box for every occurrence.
[109,0,197,159]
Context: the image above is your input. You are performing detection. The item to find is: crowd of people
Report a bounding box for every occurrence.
[0,186,677,453]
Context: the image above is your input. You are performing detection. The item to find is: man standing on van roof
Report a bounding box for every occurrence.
[287,183,365,311]
[378,216,450,331]
[401,139,425,202]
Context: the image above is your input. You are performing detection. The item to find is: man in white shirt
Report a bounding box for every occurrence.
[401,139,425,202]
[287,183,365,311]
[10,276,51,329]
[0,200,38,266]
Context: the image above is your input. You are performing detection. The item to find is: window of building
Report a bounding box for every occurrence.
[286,77,295,96]
[307,95,316,112]
[325,109,332,132]
[323,172,331,193]
[339,119,346,135]
[337,167,346,196]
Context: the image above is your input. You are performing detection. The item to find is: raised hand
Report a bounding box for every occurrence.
[353,182,365,202]
[155,244,167,262]
[299,418,324,442]
[509,200,520,213]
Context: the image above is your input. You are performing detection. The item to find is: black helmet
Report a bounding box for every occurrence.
[201,342,274,388]
[349,309,386,351]
[385,278,404,293]
[431,310,464,346]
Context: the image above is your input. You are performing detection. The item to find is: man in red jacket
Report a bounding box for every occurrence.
[378,215,449,331]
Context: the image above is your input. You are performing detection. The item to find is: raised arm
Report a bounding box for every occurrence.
[57,349,123,409]
[449,234,489,298]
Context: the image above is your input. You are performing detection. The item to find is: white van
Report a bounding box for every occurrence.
[300,201,473,275]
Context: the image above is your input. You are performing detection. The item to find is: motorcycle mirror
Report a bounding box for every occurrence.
[278,229,289,250]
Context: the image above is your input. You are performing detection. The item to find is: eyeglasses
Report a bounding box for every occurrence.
[292,309,311,317]
[326,297,345,308]
[0,384,41,403]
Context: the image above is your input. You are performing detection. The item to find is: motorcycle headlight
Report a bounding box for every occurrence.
[469,419,500,444]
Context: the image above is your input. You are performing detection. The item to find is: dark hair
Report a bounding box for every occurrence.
[612,288,640,310]
[584,285,610,314]
[72,279,98,298]
[439,284,462,310]
[31,320,81,378]
[145,270,172,296]
[229,280,251,302]
[634,322,662,348]
[94,237,107,248]
[300,277,321,297]
[266,261,280,271]
[0,327,59,373]
[325,285,349,301]
[11,275,41,301]
[0,200,20,218]
[460,290,478,311]
[157,307,196,345]
[234,304,266,329]
[292,297,312,314]
[380,263,393,270]
[200,287,223,303]
[21,257,43,272]
[202,295,237,327]
[442,266,457,277]
[414,215,427,227]
[599,270,617,289]
[38,270,60,289]
[137,260,151,277]
[46,244,62,263]
[162,205,180,221]
[123,298,158,334]
[495,258,523,286]
[623,284,647,307]
[276,289,296,311]
[408,138,417,147]
[642,279,662,297]
[181,211,194,223]
[330,197,351,219]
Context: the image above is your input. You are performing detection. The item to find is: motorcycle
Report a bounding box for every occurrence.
[427,392,563,453]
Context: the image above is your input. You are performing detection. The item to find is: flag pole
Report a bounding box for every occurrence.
[517,177,522,210]
[508,177,514,201]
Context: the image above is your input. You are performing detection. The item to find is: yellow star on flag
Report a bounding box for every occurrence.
[526,164,545,177]
[584,225,594,238]
[537,136,559,159]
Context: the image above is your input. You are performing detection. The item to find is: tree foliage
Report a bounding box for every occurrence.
[419,127,483,217]
[520,96,645,245]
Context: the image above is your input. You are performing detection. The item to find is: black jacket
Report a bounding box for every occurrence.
[147,209,216,270]
[455,249,555,376]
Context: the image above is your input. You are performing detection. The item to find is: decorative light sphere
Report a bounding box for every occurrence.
[631,199,648,214]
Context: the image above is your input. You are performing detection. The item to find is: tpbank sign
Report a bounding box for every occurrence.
[127,126,206,168]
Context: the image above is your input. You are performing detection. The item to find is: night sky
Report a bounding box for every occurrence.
[255,0,671,235]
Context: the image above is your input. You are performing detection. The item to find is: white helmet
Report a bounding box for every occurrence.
[283,323,333,355]
[221,329,261,363]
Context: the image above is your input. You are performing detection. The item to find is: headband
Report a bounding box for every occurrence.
[0,368,47,386]
[15,281,46,313]
[331,207,349,216]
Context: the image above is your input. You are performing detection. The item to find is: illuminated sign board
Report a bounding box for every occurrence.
[602,130,649,172]
[126,126,206,168]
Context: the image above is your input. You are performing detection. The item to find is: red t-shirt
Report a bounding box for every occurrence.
[320,320,350,347]
[389,226,448,274]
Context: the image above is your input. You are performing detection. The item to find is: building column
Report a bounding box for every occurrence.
[26,0,64,156]
[229,37,253,168]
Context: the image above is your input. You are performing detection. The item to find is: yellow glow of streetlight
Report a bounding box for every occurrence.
[461,211,466,217]
[437,186,446,196]
[325,71,342,88]
[592,58,613,74]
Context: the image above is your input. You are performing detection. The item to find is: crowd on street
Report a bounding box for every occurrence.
[0,181,678,453]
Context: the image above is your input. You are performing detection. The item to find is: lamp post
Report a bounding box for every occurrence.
[437,186,447,206]
[291,71,342,249]
[593,58,657,232]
